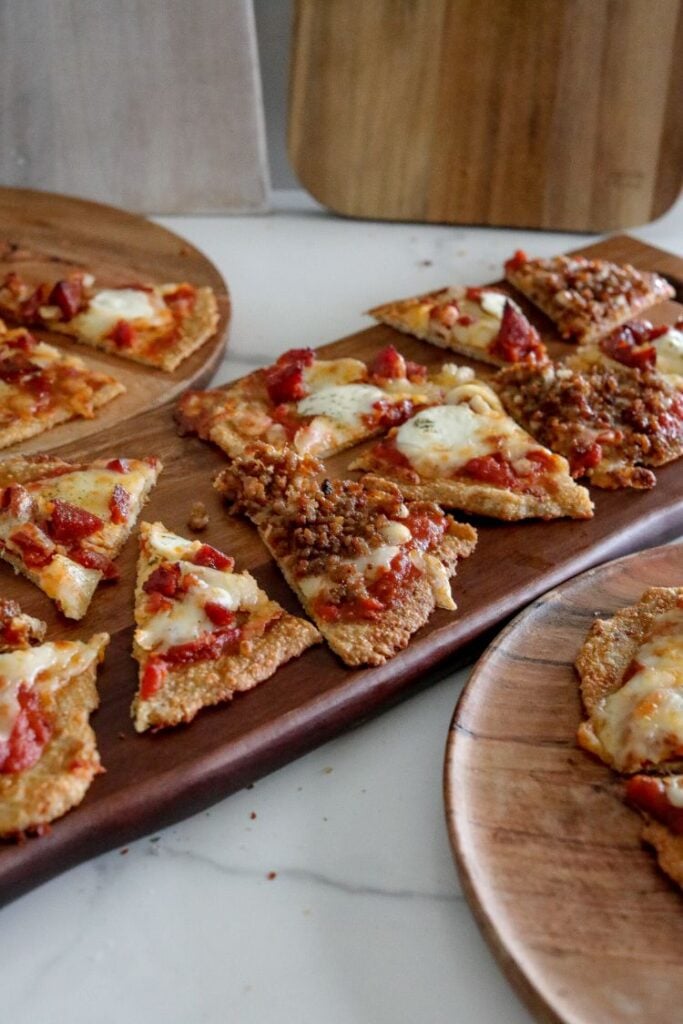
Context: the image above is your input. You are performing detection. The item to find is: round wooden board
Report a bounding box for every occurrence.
[0,187,229,454]
[444,542,683,1024]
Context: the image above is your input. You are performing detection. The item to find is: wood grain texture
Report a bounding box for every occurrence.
[0,0,269,213]
[289,0,683,231]
[445,542,683,1024]
[0,187,229,454]
[0,233,681,908]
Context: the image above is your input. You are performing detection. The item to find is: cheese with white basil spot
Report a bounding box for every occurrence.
[297,384,385,427]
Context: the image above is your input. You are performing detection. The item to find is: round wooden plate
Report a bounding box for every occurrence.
[0,187,229,454]
[445,541,683,1024]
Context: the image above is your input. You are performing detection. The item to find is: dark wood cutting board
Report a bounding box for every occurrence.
[445,542,683,1024]
[0,234,681,907]
[0,187,230,455]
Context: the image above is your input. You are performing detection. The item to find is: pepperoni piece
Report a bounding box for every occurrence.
[1,483,33,518]
[9,524,56,568]
[489,302,546,364]
[162,625,242,665]
[141,658,168,699]
[460,452,519,489]
[626,776,683,835]
[48,279,83,320]
[109,484,130,525]
[369,345,406,382]
[108,320,135,348]
[68,546,120,580]
[48,500,104,543]
[106,458,130,473]
[204,601,235,627]
[0,685,52,774]
[600,323,658,369]
[369,397,415,429]
[146,590,172,614]
[143,563,181,597]
[265,361,308,405]
[193,545,234,571]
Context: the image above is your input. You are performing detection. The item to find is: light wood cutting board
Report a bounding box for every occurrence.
[289,0,683,231]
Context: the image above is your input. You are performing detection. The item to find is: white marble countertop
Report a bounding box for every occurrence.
[3,191,682,1024]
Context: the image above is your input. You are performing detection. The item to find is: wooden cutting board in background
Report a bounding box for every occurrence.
[289,0,683,231]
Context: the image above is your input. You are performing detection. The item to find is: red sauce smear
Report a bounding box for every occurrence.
[107,320,135,349]
[106,458,130,473]
[626,776,683,835]
[141,623,242,698]
[458,449,554,493]
[0,685,52,774]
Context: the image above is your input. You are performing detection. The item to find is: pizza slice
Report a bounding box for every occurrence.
[625,775,683,889]
[350,366,592,520]
[566,317,683,389]
[0,454,161,619]
[0,599,46,651]
[176,344,442,459]
[368,286,548,366]
[0,270,218,372]
[131,522,320,731]
[576,587,683,773]
[0,320,125,449]
[504,250,674,344]
[495,362,683,489]
[214,444,477,667]
[0,631,108,837]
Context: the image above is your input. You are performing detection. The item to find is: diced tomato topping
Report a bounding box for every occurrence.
[505,249,529,273]
[141,658,168,699]
[193,544,234,571]
[143,562,181,598]
[146,590,172,614]
[265,361,309,405]
[108,319,135,348]
[9,525,55,568]
[458,314,473,326]
[369,344,406,382]
[48,279,83,320]
[0,685,52,774]
[405,360,428,383]
[429,302,459,327]
[460,451,518,489]
[369,397,415,429]
[404,510,448,550]
[204,601,235,627]
[163,625,242,665]
[569,441,603,478]
[466,287,483,302]
[47,500,103,543]
[276,347,315,368]
[626,776,683,835]
[109,484,130,525]
[600,322,658,369]
[106,458,130,473]
[489,302,546,364]
[68,546,119,580]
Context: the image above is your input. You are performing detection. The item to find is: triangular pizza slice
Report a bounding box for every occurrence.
[566,317,683,389]
[0,321,125,449]
[176,344,445,460]
[368,286,548,366]
[0,628,108,837]
[131,522,321,732]
[214,444,478,667]
[350,366,592,520]
[0,271,218,372]
[504,250,674,344]
[0,454,161,619]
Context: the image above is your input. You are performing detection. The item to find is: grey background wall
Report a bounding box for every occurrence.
[254,0,299,190]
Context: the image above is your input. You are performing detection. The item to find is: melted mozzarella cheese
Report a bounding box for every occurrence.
[663,777,683,808]
[35,466,151,522]
[38,555,101,619]
[303,358,367,392]
[394,403,525,478]
[479,290,520,319]
[297,384,386,427]
[584,606,683,771]
[72,288,168,341]
[0,640,100,741]
[654,328,683,378]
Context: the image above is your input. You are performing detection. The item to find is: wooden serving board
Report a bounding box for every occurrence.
[0,234,681,907]
[289,0,683,231]
[444,542,683,1024]
[0,187,230,455]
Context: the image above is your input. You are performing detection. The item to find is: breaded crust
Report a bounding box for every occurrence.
[640,821,683,889]
[263,525,476,667]
[349,459,593,521]
[0,633,108,837]
[0,453,86,485]
[0,378,125,451]
[575,586,683,714]
[132,612,321,732]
